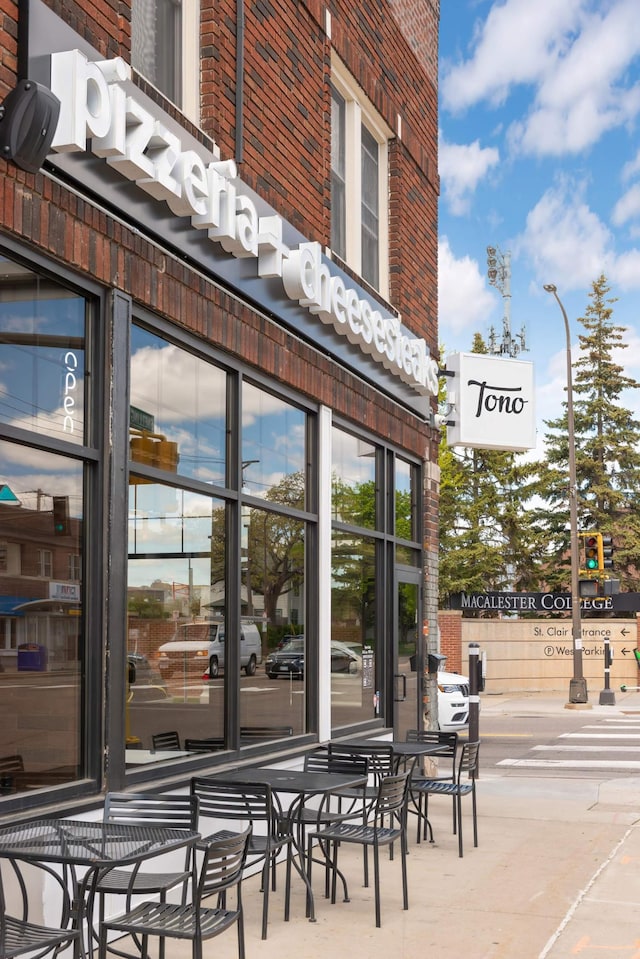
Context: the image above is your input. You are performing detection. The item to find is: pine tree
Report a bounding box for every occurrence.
[540,274,640,591]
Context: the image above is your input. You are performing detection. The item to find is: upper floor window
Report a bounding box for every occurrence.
[132,0,199,122]
[330,57,391,297]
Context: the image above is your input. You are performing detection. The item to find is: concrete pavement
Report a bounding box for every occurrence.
[157,690,640,958]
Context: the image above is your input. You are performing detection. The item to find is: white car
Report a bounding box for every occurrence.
[437,670,470,731]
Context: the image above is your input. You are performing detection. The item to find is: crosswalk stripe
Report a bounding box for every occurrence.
[532,744,640,753]
[498,758,640,769]
[559,732,640,739]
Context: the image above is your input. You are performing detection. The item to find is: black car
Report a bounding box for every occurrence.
[265,640,360,679]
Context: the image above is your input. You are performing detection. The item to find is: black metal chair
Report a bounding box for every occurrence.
[410,740,480,857]
[299,750,370,894]
[404,729,458,842]
[191,777,293,940]
[0,862,81,959]
[96,792,199,959]
[184,737,225,752]
[0,755,24,794]
[151,730,181,751]
[98,828,251,959]
[328,742,394,810]
[239,725,293,741]
[307,771,410,928]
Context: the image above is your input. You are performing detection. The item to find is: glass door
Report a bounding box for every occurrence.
[393,570,422,739]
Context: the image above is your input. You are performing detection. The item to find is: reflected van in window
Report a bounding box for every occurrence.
[157,622,262,678]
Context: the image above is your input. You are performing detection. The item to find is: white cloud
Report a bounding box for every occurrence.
[439,136,500,214]
[518,178,613,288]
[441,0,583,112]
[512,0,640,156]
[621,148,640,182]
[612,183,640,226]
[442,0,640,159]
[438,237,496,336]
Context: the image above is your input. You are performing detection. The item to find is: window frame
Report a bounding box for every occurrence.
[131,0,200,125]
[330,55,391,298]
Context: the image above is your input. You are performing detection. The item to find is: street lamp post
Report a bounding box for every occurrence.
[543,284,588,705]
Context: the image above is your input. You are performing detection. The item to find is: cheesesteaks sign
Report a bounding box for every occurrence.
[43,47,439,399]
[446,352,536,451]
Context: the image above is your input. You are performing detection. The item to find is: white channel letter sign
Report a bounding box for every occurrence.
[48,50,439,398]
[445,352,536,452]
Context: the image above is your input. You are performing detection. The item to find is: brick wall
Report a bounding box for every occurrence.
[0,0,440,456]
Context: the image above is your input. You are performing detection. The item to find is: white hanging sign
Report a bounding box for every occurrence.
[445,352,536,452]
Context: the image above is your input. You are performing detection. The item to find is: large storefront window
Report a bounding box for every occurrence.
[127,332,311,761]
[130,326,227,485]
[241,506,306,737]
[331,532,376,725]
[331,429,376,528]
[127,485,227,754]
[0,256,89,797]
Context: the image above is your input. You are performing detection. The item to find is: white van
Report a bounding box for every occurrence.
[157,622,262,678]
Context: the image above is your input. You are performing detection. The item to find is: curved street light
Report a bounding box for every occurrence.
[543,284,588,705]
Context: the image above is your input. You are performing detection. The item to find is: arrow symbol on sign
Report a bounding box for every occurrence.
[621,627,629,636]
[621,648,630,655]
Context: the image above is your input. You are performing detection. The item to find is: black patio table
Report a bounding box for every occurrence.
[334,737,449,767]
[211,765,368,922]
[0,818,200,959]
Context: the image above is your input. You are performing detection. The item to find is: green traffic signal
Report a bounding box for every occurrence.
[584,535,599,570]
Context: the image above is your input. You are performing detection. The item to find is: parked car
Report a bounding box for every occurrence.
[437,670,470,731]
[265,639,360,679]
[157,622,263,678]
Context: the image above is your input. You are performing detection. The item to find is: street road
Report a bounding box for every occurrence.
[476,697,640,780]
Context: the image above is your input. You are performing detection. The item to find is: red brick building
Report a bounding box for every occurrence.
[0,0,440,811]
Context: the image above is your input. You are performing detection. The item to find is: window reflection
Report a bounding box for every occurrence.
[331,428,376,528]
[0,258,86,444]
[241,382,306,500]
[395,458,417,541]
[0,441,84,793]
[130,326,227,486]
[127,485,226,755]
[241,507,305,738]
[330,532,376,727]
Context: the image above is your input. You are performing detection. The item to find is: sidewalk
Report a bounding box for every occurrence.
[175,690,640,959]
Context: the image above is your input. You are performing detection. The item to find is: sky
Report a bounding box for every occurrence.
[437,0,640,457]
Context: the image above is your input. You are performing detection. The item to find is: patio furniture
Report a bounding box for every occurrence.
[0,818,199,959]
[307,771,410,928]
[404,729,458,842]
[300,750,370,891]
[239,725,293,741]
[0,862,81,958]
[98,829,251,959]
[184,737,225,752]
[151,731,181,751]
[191,777,293,940]
[410,740,481,857]
[209,764,368,923]
[96,792,199,958]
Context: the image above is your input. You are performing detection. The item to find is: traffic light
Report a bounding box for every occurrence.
[601,534,614,570]
[52,495,70,535]
[584,534,600,571]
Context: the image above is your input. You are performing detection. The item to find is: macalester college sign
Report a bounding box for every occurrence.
[451,591,640,614]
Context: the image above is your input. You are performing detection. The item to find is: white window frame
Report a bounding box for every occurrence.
[37,549,53,579]
[331,54,391,299]
[132,0,200,125]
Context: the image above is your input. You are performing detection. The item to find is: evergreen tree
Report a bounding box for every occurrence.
[539,274,640,591]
